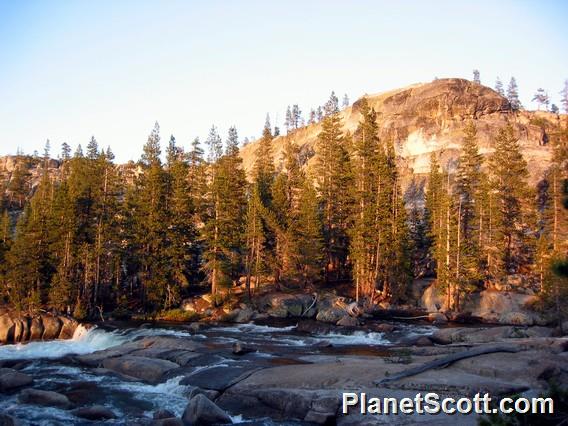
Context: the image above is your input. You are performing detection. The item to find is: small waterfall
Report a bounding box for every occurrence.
[0,326,125,361]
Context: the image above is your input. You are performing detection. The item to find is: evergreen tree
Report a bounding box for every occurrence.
[532,88,550,111]
[349,98,411,303]
[285,106,292,132]
[61,142,71,161]
[6,159,54,311]
[8,162,31,208]
[206,125,223,163]
[342,94,349,109]
[324,91,339,116]
[308,109,317,125]
[296,177,324,286]
[130,122,169,311]
[164,138,197,307]
[87,136,99,159]
[489,125,532,278]
[507,77,522,110]
[292,105,302,129]
[202,126,247,297]
[495,78,504,96]
[245,117,276,293]
[0,210,11,303]
[316,109,352,282]
[473,69,480,84]
[560,80,568,113]
[453,122,485,308]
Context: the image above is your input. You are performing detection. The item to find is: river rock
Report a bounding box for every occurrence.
[102,355,179,383]
[415,336,434,347]
[428,312,448,324]
[71,405,117,420]
[18,389,71,409]
[316,307,345,324]
[0,313,15,344]
[58,317,79,339]
[41,315,62,340]
[182,394,232,425]
[374,323,395,333]
[0,368,33,392]
[336,316,358,327]
[29,317,44,340]
[261,293,315,318]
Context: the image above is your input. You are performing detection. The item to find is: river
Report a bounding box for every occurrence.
[0,319,436,425]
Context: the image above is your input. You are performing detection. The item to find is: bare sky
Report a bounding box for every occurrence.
[1,0,567,161]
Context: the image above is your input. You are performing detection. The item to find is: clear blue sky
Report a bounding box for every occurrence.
[1,0,567,162]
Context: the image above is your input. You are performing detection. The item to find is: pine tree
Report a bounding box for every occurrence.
[292,105,302,129]
[560,80,568,113]
[285,106,292,132]
[87,136,99,160]
[532,88,550,111]
[206,125,223,163]
[61,142,71,161]
[349,98,380,302]
[8,162,31,208]
[203,128,248,297]
[324,91,339,116]
[6,158,54,311]
[342,94,349,109]
[473,69,480,84]
[507,77,522,111]
[163,138,197,307]
[308,109,317,125]
[0,210,11,303]
[349,99,412,303]
[453,122,485,309]
[316,110,352,282]
[130,122,169,311]
[495,78,504,96]
[296,177,324,286]
[489,125,532,278]
[245,117,276,293]
[537,122,568,323]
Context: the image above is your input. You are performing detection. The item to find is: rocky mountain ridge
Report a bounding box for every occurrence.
[1,78,565,201]
[241,78,563,189]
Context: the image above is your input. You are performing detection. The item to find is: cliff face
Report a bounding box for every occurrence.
[240,78,563,188]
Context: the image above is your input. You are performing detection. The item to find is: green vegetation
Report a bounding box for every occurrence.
[0,98,566,324]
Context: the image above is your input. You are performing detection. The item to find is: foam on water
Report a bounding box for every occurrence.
[0,325,127,360]
[215,323,298,333]
[0,324,196,361]
[314,331,389,346]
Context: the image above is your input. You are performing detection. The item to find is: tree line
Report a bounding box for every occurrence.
[0,95,566,321]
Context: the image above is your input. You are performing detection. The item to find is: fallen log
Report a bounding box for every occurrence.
[374,345,521,386]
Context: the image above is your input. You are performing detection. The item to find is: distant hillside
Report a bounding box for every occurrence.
[240,78,563,189]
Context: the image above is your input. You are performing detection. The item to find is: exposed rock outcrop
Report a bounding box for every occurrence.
[240,78,562,191]
[0,310,79,344]
[420,285,546,325]
[181,394,232,425]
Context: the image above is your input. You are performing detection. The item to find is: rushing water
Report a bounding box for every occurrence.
[0,320,435,425]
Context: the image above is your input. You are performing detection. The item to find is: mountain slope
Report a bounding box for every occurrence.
[240,78,562,188]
